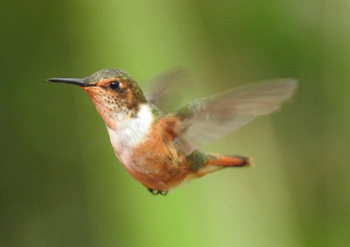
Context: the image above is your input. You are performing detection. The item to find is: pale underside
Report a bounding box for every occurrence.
[106,104,154,169]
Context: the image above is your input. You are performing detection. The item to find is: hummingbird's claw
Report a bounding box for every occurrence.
[148,189,158,195]
[160,191,168,196]
[148,189,168,196]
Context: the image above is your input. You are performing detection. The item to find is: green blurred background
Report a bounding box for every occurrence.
[1,1,349,247]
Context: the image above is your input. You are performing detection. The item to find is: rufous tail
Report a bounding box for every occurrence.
[207,153,253,167]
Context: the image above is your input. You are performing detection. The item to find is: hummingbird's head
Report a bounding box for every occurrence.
[49,69,147,128]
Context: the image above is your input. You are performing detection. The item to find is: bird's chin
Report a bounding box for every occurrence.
[81,86,98,98]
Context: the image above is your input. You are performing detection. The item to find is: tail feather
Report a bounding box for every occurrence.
[207,153,253,167]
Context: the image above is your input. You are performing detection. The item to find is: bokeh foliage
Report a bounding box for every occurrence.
[1,1,349,247]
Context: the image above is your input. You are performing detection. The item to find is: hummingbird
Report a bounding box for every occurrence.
[48,69,297,195]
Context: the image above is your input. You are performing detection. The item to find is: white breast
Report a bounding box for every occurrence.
[106,104,153,166]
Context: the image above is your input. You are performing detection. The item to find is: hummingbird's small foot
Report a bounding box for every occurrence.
[148,189,168,196]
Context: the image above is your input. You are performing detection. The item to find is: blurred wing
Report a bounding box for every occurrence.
[175,79,298,154]
[145,67,189,112]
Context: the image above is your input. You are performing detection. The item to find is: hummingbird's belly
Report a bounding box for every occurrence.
[125,161,189,191]
[122,141,189,191]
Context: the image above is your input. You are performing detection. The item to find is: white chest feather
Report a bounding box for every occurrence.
[106,104,153,165]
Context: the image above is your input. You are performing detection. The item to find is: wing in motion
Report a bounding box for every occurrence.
[145,67,190,112]
[173,79,298,154]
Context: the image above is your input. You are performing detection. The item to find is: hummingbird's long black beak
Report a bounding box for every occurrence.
[48,78,92,87]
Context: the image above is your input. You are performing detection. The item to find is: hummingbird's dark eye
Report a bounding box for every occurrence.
[109,81,120,90]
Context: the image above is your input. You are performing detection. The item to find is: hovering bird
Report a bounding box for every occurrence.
[49,69,297,195]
